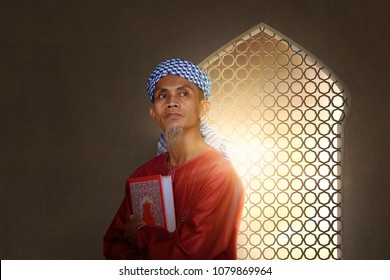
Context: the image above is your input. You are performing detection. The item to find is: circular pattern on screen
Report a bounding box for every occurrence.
[200,24,349,260]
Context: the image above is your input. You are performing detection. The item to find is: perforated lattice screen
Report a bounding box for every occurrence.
[200,24,349,260]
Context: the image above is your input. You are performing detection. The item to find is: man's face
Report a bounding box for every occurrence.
[149,74,209,131]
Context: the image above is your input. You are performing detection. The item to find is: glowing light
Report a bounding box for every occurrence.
[200,23,349,259]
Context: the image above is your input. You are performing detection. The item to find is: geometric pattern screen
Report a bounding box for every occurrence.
[200,23,350,259]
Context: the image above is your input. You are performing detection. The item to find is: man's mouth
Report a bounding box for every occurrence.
[164,112,183,119]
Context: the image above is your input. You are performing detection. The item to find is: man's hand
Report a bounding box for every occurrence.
[124,215,146,247]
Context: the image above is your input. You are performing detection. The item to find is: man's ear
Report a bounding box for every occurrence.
[199,100,210,118]
[149,105,156,121]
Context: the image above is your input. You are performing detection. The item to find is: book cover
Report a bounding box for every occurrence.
[127,175,176,232]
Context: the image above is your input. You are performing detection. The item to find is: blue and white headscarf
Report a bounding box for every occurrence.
[147,58,231,160]
[146,58,211,102]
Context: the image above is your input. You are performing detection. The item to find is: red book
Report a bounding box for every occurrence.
[128,175,176,232]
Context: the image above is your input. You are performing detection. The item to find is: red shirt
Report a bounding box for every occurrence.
[103,148,245,259]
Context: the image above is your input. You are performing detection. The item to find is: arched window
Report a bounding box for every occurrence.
[200,23,350,260]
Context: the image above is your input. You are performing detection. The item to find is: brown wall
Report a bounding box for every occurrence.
[1,0,389,259]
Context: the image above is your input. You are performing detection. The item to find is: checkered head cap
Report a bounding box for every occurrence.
[146,58,211,103]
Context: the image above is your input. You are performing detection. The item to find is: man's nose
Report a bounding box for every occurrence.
[166,95,179,109]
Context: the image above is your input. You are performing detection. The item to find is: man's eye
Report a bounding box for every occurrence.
[158,93,167,99]
[180,92,188,96]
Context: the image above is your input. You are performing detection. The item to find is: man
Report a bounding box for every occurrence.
[103,58,244,259]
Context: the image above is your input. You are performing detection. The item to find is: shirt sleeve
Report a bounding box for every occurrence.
[135,168,245,259]
[103,193,142,259]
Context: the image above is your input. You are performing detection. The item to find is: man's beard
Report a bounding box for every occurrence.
[164,125,184,150]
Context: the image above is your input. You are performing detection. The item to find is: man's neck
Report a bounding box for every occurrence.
[167,128,209,166]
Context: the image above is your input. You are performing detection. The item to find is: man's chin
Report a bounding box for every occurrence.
[164,121,183,130]
[164,126,184,148]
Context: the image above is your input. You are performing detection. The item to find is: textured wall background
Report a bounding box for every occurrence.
[1,0,389,259]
